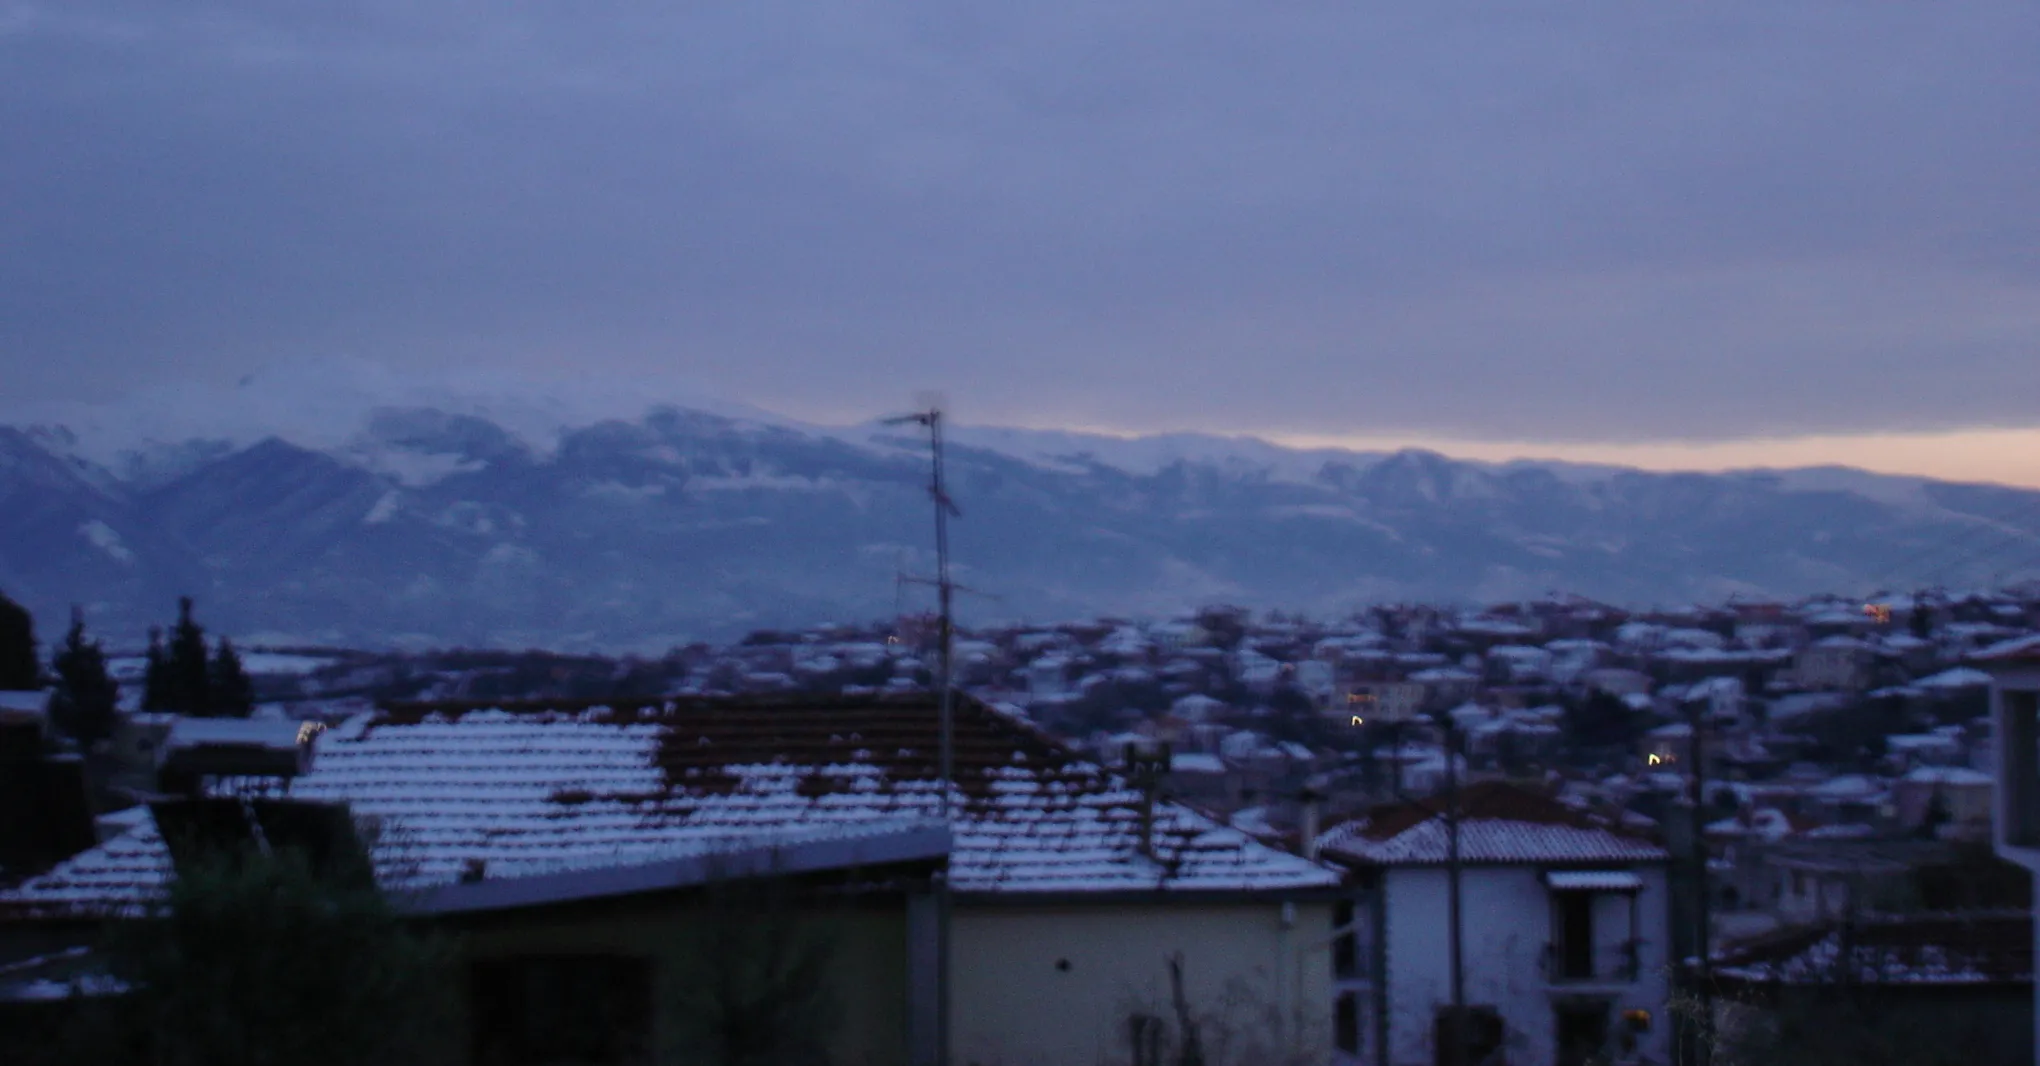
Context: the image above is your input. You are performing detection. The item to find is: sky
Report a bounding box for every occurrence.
[4,1,2039,485]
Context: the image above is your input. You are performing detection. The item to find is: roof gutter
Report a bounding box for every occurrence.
[397,823,952,916]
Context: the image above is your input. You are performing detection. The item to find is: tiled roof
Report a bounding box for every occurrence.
[1711,912,2032,986]
[1975,633,2040,664]
[0,693,1335,919]
[1317,781,1670,866]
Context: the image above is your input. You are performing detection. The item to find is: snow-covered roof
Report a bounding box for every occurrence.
[1914,667,1992,690]
[0,690,48,714]
[1711,912,2031,986]
[1975,633,2040,664]
[0,694,1337,919]
[1804,774,1883,799]
[1169,753,1227,775]
[1317,782,1669,867]
[1901,766,1993,786]
[163,717,306,752]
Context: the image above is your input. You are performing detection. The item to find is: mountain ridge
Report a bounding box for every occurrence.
[4,394,2039,653]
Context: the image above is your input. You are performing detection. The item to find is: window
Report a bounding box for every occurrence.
[1333,899,1359,979]
[470,954,653,1066]
[1335,992,1361,1055]
[2005,689,2040,847]
[1433,1006,1504,1066]
[1554,891,1594,979]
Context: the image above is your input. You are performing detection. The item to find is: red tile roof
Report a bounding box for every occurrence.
[0,693,1335,919]
[1317,781,1670,866]
[1711,911,2032,986]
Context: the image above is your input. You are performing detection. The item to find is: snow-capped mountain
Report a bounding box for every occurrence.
[4,368,2038,652]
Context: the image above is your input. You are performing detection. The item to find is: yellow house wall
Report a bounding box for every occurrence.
[951,901,1335,1066]
[451,900,910,1066]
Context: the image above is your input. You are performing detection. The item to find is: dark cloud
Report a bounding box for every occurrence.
[3,1,2037,442]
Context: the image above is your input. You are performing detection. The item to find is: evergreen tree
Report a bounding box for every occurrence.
[64,845,458,1066]
[1909,596,1934,641]
[164,596,213,716]
[142,627,170,712]
[0,589,40,690]
[1918,787,1952,840]
[49,607,120,749]
[209,638,254,718]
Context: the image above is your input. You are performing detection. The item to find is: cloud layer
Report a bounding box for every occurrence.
[4,1,2037,443]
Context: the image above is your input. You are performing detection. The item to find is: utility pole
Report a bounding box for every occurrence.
[1441,713,1467,1066]
[1684,696,1712,1066]
[884,404,961,1066]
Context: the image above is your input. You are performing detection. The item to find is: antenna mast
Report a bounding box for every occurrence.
[883,402,961,1066]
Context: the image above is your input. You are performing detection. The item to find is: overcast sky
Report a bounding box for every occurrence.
[4,1,2038,481]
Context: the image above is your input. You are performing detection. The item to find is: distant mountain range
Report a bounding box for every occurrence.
[4,361,2039,653]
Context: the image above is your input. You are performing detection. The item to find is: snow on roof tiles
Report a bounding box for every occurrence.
[1317,781,1669,867]
[1712,912,2032,986]
[1,693,1335,919]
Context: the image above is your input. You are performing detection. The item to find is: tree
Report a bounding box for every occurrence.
[1908,597,1934,641]
[1916,788,1951,840]
[1563,690,1639,751]
[0,588,40,690]
[49,607,120,750]
[653,860,842,1066]
[54,838,456,1066]
[163,597,213,716]
[142,628,170,712]
[208,639,254,718]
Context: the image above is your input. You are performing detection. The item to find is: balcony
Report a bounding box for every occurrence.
[1542,939,1641,988]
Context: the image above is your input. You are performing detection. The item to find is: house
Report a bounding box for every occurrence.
[1343,682,1427,724]
[1705,911,2033,1064]
[1892,766,1994,838]
[1315,781,1675,1066]
[1581,668,1654,700]
[0,693,1343,1066]
[1978,634,2040,1065]
[0,713,96,889]
[1794,636,1873,691]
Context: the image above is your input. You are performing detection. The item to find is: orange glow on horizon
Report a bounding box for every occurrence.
[1022,423,2040,490]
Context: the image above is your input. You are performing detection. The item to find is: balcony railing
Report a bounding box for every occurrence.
[1542,939,1642,985]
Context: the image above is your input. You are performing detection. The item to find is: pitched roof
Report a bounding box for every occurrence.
[0,693,1335,919]
[1315,781,1670,867]
[1711,911,2032,986]
[1975,633,2040,665]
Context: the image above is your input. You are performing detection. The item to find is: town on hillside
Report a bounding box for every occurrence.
[0,587,2036,1066]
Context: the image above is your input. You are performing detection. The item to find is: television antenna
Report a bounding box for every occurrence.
[881,399,961,1066]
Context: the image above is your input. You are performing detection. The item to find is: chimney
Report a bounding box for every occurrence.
[1126,742,1172,861]
[1299,786,1326,861]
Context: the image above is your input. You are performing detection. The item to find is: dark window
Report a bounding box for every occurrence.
[2006,690,2040,846]
[1335,992,1361,1055]
[1556,892,1594,979]
[1333,899,1358,978]
[1433,1006,1504,1066]
[470,954,653,1066]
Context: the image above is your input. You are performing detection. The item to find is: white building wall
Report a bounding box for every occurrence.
[1382,866,1673,1066]
[953,901,1335,1066]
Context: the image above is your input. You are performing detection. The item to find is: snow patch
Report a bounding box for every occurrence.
[363,492,401,525]
[77,520,133,563]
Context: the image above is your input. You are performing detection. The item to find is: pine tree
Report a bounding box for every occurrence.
[142,627,170,712]
[165,596,213,716]
[48,607,120,749]
[0,589,40,690]
[209,638,254,719]
[1909,596,1934,641]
